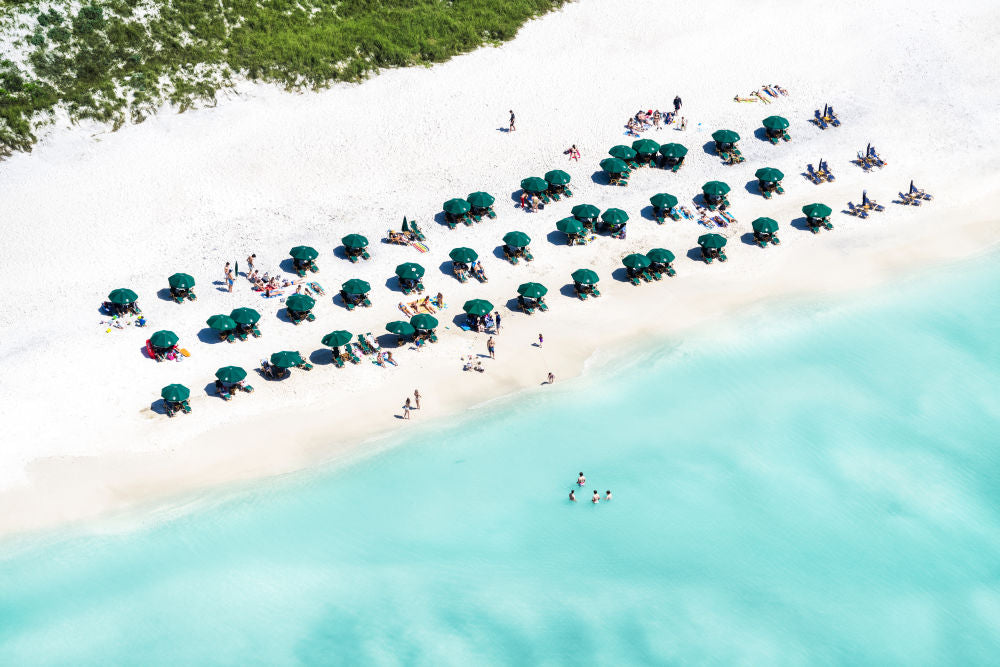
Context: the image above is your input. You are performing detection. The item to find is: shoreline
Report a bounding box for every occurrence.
[2,205,997,543]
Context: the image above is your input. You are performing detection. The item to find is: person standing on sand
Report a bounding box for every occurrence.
[494,311,502,334]
[224,262,234,293]
[509,110,516,132]
[487,337,496,360]
[414,389,421,409]
[547,372,555,384]
[403,397,411,419]
[246,254,256,272]
[538,333,544,348]
[673,95,682,112]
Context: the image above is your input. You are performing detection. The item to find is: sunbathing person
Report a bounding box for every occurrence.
[434,292,445,308]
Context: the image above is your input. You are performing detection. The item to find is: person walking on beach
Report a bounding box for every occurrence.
[403,397,411,419]
[673,95,682,112]
[569,489,577,502]
[246,253,256,272]
[224,262,234,293]
[487,336,496,360]
[538,333,544,348]
[414,389,421,409]
[547,372,555,384]
[680,117,687,131]
[509,110,516,132]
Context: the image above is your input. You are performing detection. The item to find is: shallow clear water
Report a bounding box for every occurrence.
[2,258,999,665]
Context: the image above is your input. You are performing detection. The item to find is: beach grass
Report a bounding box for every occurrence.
[0,0,568,156]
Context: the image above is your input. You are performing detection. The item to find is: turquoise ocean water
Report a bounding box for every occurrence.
[1,258,998,665]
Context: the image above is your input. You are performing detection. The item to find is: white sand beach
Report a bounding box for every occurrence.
[1,0,998,537]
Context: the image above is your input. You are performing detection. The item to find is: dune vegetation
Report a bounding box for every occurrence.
[0,0,568,155]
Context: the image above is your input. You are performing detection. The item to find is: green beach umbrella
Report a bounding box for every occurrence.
[289,245,318,261]
[762,115,790,131]
[168,273,195,290]
[341,234,369,249]
[443,198,471,215]
[755,167,785,183]
[395,262,425,281]
[215,366,247,383]
[601,208,629,225]
[270,351,303,368]
[659,143,688,158]
[623,253,652,270]
[150,330,178,348]
[503,231,531,248]
[520,177,549,193]
[698,233,728,249]
[108,288,138,305]
[410,314,439,331]
[286,294,316,311]
[600,158,628,174]
[647,248,676,264]
[544,169,571,186]
[341,279,370,295]
[711,129,740,144]
[571,203,600,219]
[556,217,585,235]
[609,145,637,160]
[449,247,478,264]
[206,314,236,331]
[632,138,660,155]
[752,217,779,234]
[702,181,731,197]
[386,321,416,337]
[802,203,833,218]
[230,307,261,325]
[650,193,679,209]
[463,299,494,317]
[466,191,495,209]
[321,330,353,348]
[571,268,600,285]
[517,282,548,299]
[160,384,190,402]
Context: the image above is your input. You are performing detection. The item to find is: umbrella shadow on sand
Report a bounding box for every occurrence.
[744,180,765,197]
[545,230,567,246]
[433,211,450,228]
[753,127,771,143]
[789,216,812,231]
[590,170,613,185]
[559,283,579,299]
[686,247,706,262]
[701,141,718,155]
[610,268,631,283]
[639,205,658,221]
[156,288,174,302]
[740,232,760,247]
[197,327,226,344]
[309,349,333,366]
[383,277,406,294]
[376,333,401,349]
[149,399,170,415]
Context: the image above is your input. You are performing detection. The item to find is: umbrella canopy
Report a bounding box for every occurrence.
[463,299,494,316]
[108,288,138,305]
[449,247,478,264]
[321,330,353,347]
[520,177,549,193]
[410,314,439,331]
[609,145,637,160]
[289,245,318,261]
[150,330,178,348]
[632,138,660,155]
[544,169,571,186]
[623,253,652,270]
[230,307,261,325]
[752,217,779,234]
[762,115,790,131]
[600,158,628,174]
[698,233,728,249]
[571,203,600,219]
[341,279,371,295]
[503,231,531,248]
[802,203,833,218]
[754,167,785,183]
[659,143,688,158]
[650,193,679,209]
[168,273,195,289]
[341,234,369,249]
[270,351,303,368]
[386,321,416,336]
[160,384,190,402]
[395,262,425,280]
[571,268,600,285]
[206,314,236,331]
[601,208,629,225]
[711,129,740,144]
[286,294,316,312]
[702,181,731,197]
[215,366,247,383]
[443,198,471,215]
[647,248,676,264]
[517,282,548,299]
[556,217,585,235]
[466,191,495,209]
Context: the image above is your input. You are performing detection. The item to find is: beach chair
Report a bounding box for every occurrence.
[486,206,497,219]
[574,283,588,300]
[669,208,682,221]
[769,134,780,146]
[520,300,536,315]
[563,188,573,198]
[805,164,822,184]
[180,399,192,413]
[812,110,828,129]
[782,131,791,142]
[654,208,666,224]
[523,248,534,262]
[503,246,518,265]
[236,326,249,342]
[826,107,841,127]
[847,202,869,218]
[548,190,561,202]
[537,298,548,312]
[762,188,773,200]
[297,360,314,371]
[331,349,345,368]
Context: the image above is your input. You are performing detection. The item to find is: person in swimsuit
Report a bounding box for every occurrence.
[569,489,576,502]
[509,110,515,132]
[577,472,586,486]
[605,490,612,501]
[592,490,600,504]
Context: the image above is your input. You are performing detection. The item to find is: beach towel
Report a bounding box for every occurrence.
[411,242,430,253]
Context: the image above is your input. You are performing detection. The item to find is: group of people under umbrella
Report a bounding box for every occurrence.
[600,141,689,185]
[623,249,678,285]
[161,365,255,415]
[444,191,498,228]
[207,307,262,342]
[519,170,574,209]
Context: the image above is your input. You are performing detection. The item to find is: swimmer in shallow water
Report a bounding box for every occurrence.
[605,490,612,501]
[577,472,586,486]
[592,490,600,504]
[569,489,576,502]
